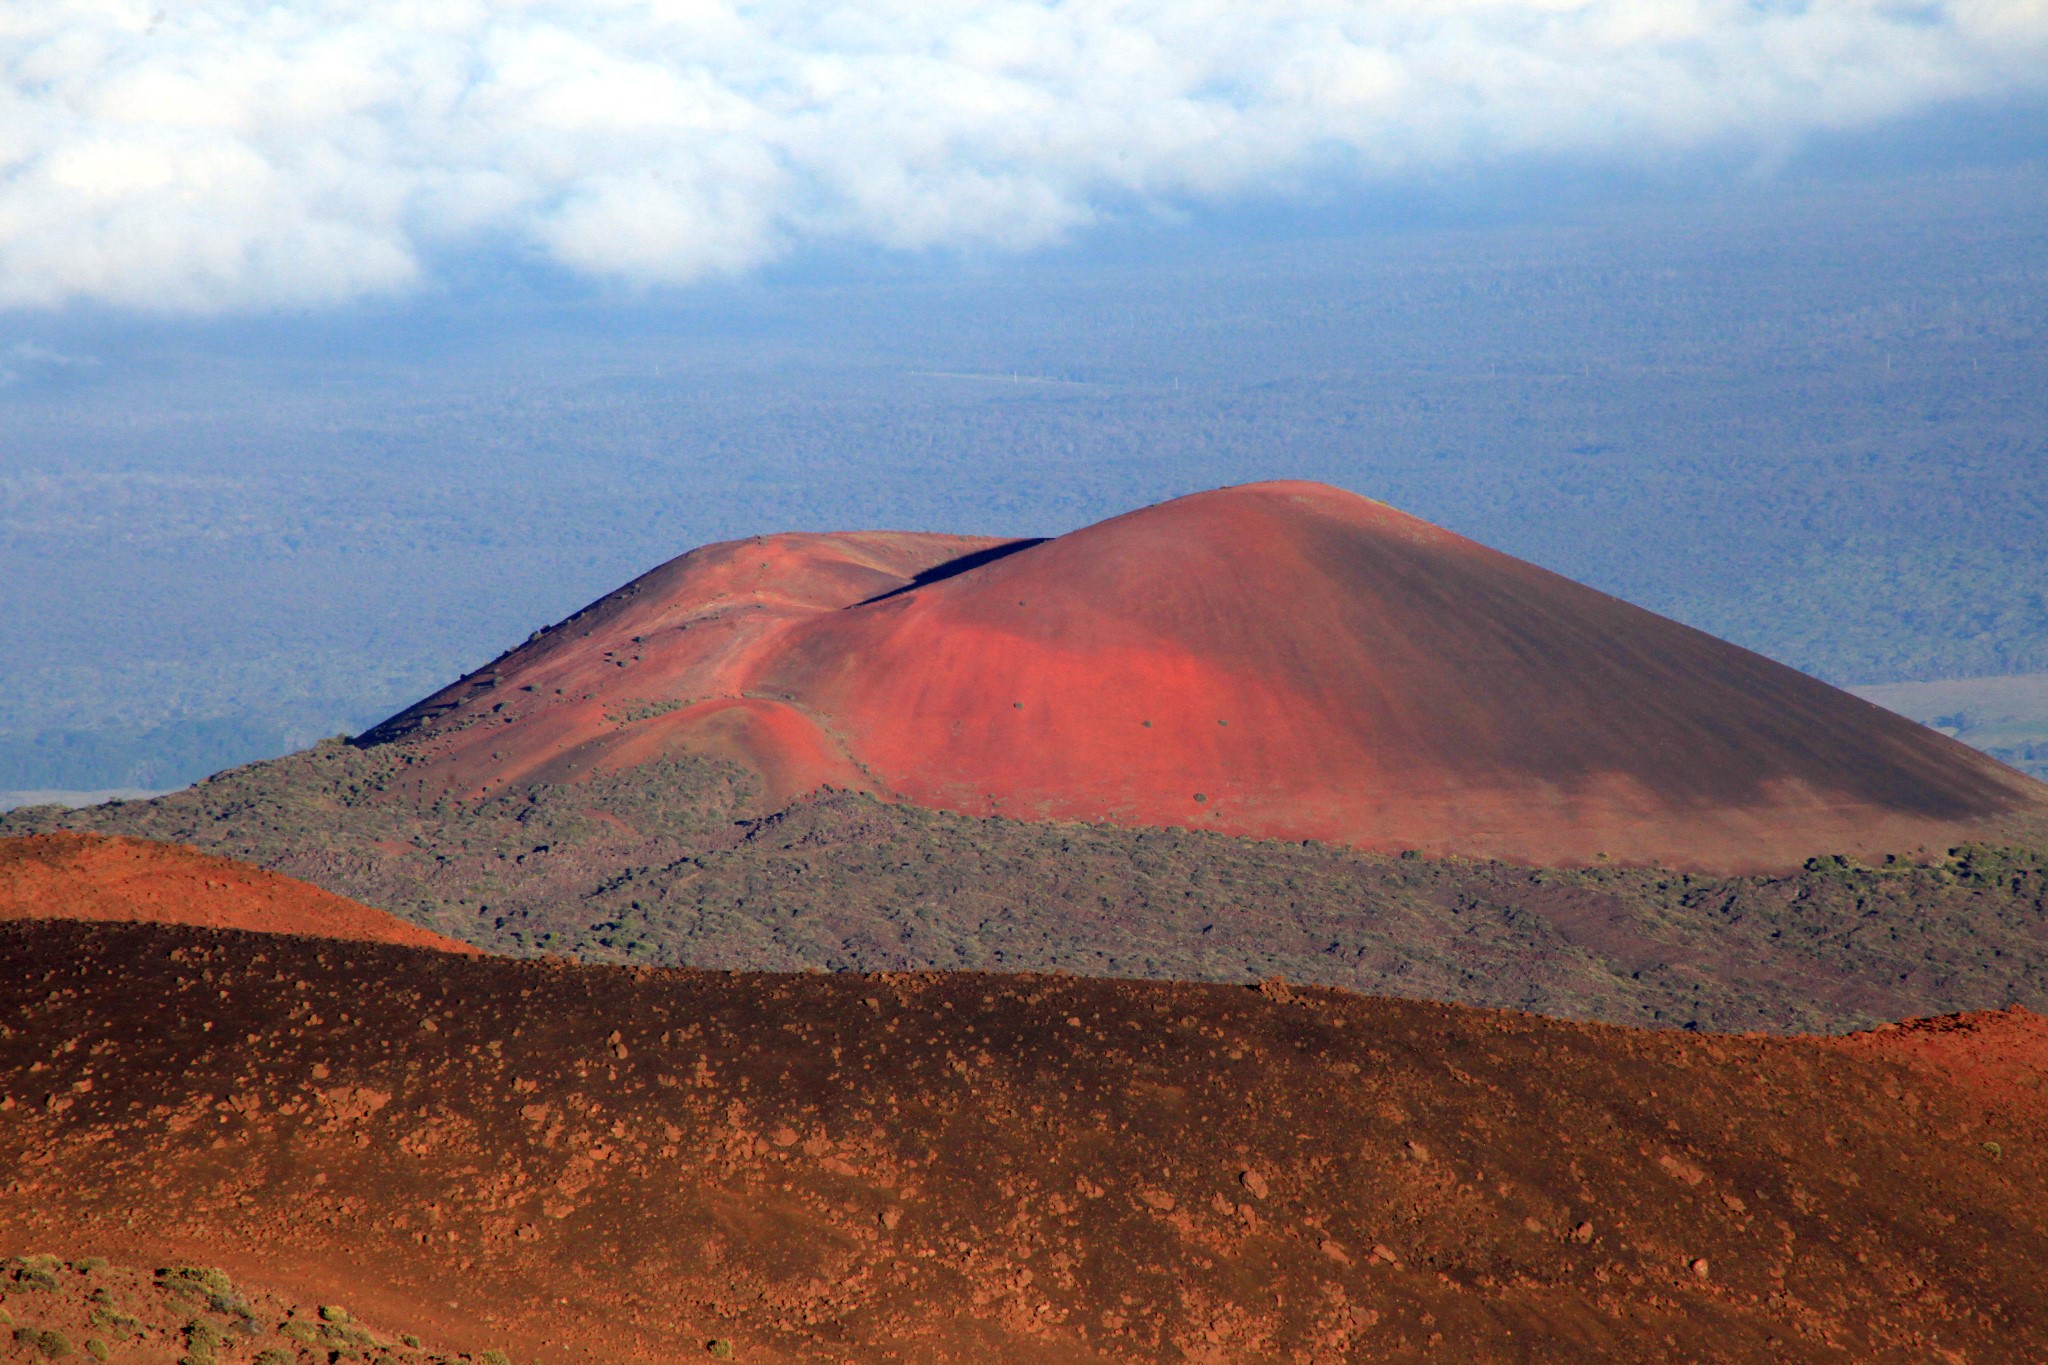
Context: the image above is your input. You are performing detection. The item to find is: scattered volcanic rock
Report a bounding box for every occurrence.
[5,918,2046,1363]
[364,481,2046,873]
[12,759,2048,1031]
[0,833,476,953]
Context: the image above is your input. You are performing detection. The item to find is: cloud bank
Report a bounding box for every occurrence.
[3,0,2045,311]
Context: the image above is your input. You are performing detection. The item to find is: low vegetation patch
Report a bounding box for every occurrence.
[4,741,2045,1032]
[0,1257,485,1365]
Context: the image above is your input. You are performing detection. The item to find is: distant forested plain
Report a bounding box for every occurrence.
[1,164,2044,792]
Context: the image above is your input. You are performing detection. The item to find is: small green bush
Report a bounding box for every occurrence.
[16,1328,74,1360]
[185,1321,225,1357]
[400,1336,422,1350]
[279,1322,322,1347]
[318,1307,350,1325]
[8,1262,59,1292]
[84,1339,109,1362]
[478,1350,510,1365]
[254,1348,294,1365]
[86,1308,143,1338]
[157,1268,235,1300]
[705,1342,734,1360]
[317,1319,375,1353]
[207,1293,254,1320]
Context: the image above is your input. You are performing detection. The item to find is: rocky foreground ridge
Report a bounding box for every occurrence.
[4,917,2045,1363]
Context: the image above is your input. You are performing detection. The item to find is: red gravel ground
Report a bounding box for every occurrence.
[4,918,2044,1364]
[0,834,476,954]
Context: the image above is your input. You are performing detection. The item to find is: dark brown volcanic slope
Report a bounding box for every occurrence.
[0,833,475,953]
[7,918,2048,1364]
[366,481,2045,873]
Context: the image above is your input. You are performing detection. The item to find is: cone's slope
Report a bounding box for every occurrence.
[369,481,2046,871]
[359,527,1022,802]
[0,832,478,952]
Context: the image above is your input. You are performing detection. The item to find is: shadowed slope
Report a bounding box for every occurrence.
[368,482,2043,872]
[363,528,1019,805]
[762,483,2041,867]
[0,833,477,953]
[4,918,2047,1363]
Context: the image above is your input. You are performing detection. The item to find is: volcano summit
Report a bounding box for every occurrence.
[365,482,2043,873]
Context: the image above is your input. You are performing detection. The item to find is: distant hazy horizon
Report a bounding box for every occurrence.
[3,24,2044,791]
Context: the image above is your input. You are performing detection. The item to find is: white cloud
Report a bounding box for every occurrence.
[1,0,2042,311]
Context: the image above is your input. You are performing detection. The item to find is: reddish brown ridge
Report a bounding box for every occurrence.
[368,481,2046,873]
[0,833,476,953]
[4,918,2046,1363]
[1833,1004,2048,1119]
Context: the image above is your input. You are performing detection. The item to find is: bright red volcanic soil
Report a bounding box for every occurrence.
[0,833,477,953]
[366,481,2046,872]
[5,918,2047,1364]
[1835,1004,2048,1118]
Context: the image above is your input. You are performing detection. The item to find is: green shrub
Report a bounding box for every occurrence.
[478,1350,511,1365]
[207,1293,254,1320]
[157,1268,235,1300]
[279,1322,322,1348]
[706,1342,734,1360]
[184,1321,225,1357]
[86,1308,143,1338]
[1949,844,2046,889]
[319,1319,375,1353]
[254,1349,294,1365]
[400,1336,422,1350]
[318,1307,350,1325]
[7,1260,59,1292]
[84,1340,109,1362]
[16,1328,74,1360]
